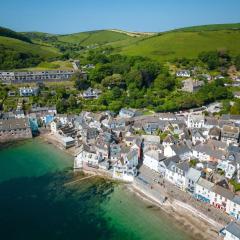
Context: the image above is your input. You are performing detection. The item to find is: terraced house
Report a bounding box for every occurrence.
[0,70,86,84]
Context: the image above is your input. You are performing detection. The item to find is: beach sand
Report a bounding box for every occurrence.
[129,184,222,240]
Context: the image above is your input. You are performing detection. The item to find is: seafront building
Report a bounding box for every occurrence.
[0,118,32,142]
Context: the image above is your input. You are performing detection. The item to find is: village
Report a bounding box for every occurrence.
[1,55,240,240]
[2,99,240,239]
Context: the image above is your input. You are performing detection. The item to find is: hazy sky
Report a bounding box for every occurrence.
[1,0,240,34]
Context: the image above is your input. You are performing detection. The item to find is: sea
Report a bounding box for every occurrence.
[0,138,196,240]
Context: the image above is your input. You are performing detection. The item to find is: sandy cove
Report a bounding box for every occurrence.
[39,132,223,240]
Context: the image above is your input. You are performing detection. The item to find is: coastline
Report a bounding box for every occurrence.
[37,132,223,240]
[37,132,76,156]
[129,183,221,240]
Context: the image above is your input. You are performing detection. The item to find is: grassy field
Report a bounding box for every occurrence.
[0,36,60,58]
[17,60,73,71]
[119,30,240,61]
[173,23,240,32]
[57,30,133,46]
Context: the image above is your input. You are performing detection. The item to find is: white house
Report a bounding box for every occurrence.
[210,185,234,211]
[187,113,205,129]
[113,149,139,182]
[165,161,189,190]
[191,129,205,145]
[74,144,103,169]
[119,108,137,118]
[185,168,202,193]
[56,114,68,125]
[82,88,102,99]
[217,160,236,179]
[194,177,214,204]
[19,87,39,97]
[143,150,165,172]
[226,196,240,221]
[164,143,191,161]
[176,70,191,78]
[50,119,62,133]
[192,143,226,163]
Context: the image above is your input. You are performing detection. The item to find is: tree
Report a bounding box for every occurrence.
[102,74,125,88]
[67,95,77,109]
[154,74,176,91]
[125,69,143,88]
[235,55,240,71]
[71,72,90,90]
[135,61,161,87]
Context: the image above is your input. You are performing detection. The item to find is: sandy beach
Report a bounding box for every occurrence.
[129,183,221,240]
[38,132,76,156]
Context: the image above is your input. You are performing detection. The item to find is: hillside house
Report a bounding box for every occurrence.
[181,79,204,93]
[176,70,191,78]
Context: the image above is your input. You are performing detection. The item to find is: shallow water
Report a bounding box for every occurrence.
[0,139,195,240]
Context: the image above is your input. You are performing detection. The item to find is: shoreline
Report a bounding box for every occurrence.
[129,183,221,240]
[36,133,222,240]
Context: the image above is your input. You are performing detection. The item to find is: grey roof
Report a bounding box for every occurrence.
[193,144,226,160]
[208,127,221,136]
[186,168,201,182]
[144,150,165,162]
[0,118,30,131]
[211,185,234,200]
[171,143,191,155]
[192,129,204,138]
[208,139,227,150]
[205,117,218,126]
[168,161,189,175]
[196,177,214,190]
[232,196,240,205]
[226,222,240,238]
[222,114,240,121]
[162,155,181,168]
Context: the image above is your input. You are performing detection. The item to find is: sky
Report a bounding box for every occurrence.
[1,0,240,34]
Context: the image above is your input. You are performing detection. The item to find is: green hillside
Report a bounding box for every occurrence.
[0,26,32,43]
[57,30,133,46]
[174,23,240,32]
[119,29,240,61]
[0,36,60,58]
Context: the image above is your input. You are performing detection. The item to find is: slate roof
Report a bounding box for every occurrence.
[205,117,218,126]
[226,222,240,238]
[0,118,30,131]
[232,196,240,205]
[162,155,181,168]
[186,168,201,182]
[145,150,166,162]
[197,177,214,190]
[193,144,226,160]
[171,143,191,155]
[211,185,234,200]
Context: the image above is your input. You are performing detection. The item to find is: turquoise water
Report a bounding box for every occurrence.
[0,139,194,240]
